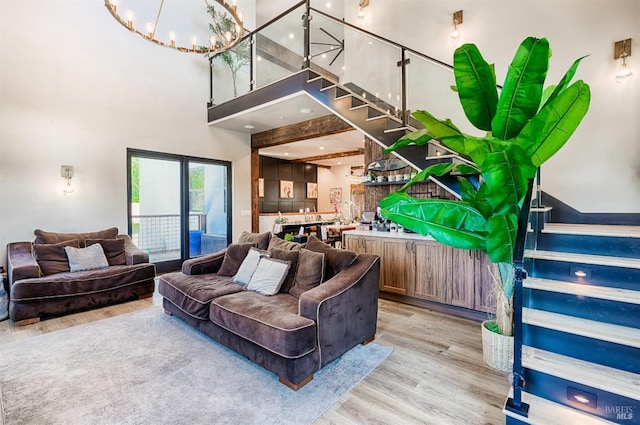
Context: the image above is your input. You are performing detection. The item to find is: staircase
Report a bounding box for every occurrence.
[507,219,640,424]
[208,68,468,196]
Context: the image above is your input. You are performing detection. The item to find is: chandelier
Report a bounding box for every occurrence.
[104,0,245,54]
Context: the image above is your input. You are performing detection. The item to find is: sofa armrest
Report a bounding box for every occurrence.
[181,249,227,275]
[7,242,41,285]
[298,253,380,366]
[118,234,149,265]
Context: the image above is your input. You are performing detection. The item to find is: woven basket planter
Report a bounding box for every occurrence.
[481,320,514,372]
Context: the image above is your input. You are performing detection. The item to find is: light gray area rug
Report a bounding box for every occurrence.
[0,308,392,425]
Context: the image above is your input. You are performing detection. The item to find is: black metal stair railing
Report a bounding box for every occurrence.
[504,177,536,418]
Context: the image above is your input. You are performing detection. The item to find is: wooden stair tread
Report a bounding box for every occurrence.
[523,307,640,348]
[504,389,617,425]
[522,346,640,401]
[542,223,640,238]
[524,277,640,305]
[525,249,640,269]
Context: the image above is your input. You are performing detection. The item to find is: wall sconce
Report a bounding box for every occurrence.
[450,10,463,46]
[357,0,369,19]
[61,165,74,196]
[614,38,633,84]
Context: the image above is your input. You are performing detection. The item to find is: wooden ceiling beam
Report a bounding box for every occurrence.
[251,114,354,149]
[292,148,365,163]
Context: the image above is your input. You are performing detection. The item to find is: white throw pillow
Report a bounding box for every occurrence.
[233,248,268,285]
[245,257,291,296]
[64,243,110,272]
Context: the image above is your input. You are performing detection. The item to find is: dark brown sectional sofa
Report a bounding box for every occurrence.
[159,232,380,390]
[7,227,156,326]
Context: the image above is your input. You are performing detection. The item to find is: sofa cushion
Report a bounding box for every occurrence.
[232,248,268,285]
[34,227,119,246]
[64,243,110,273]
[85,238,126,266]
[269,248,299,293]
[245,257,291,296]
[33,240,80,276]
[159,272,244,320]
[289,249,325,299]
[238,231,272,251]
[210,292,316,358]
[304,234,357,281]
[10,263,156,302]
[217,243,255,277]
[267,235,303,251]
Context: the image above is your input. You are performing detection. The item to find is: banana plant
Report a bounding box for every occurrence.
[379,37,590,335]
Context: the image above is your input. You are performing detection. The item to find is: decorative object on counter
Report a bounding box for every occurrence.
[379,37,590,369]
[280,180,294,199]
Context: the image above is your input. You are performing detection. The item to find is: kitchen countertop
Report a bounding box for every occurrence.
[342,229,436,241]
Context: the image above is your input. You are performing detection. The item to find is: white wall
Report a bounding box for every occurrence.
[0,0,253,267]
[345,0,640,213]
[318,165,352,213]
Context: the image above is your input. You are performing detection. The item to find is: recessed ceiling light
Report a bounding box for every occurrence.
[289,33,294,39]
[337,161,342,165]
[326,2,331,8]
[319,146,325,150]
[284,152,289,156]
[244,124,255,129]
[300,108,313,114]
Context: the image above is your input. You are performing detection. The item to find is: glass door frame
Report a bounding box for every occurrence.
[127,148,233,273]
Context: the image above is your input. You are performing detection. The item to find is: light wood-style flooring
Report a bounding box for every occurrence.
[0,288,509,425]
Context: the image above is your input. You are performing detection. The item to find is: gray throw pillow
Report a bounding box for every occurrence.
[289,248,325,298]
[64,243,109,273]
[245,257,291,296]
[233,248,268,285]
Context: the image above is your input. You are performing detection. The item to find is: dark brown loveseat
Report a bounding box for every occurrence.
[7,227,156,326]
[159,232,380,390]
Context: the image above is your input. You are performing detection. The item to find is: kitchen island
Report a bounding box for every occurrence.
[343,230,496,320]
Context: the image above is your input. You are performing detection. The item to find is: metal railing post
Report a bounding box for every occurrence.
[303,0,311,69]
[208,57,214,107]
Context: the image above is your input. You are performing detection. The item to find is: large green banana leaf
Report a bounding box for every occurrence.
[383,129,434,154]
[454,44,498,131]
[492,37,549,140]
[542,55,588,110]
[517,81,590,166]
[486,213,518,264]
[412,110,464,142]
[480,146,537,215]
[379,192,487,250]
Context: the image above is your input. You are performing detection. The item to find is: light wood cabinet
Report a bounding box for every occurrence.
[344,235,378,254]
[379,239,414,295]
[344,232,496,314]
[413,240,451,303]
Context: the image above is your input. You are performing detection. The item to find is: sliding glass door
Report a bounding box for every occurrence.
[128,149,232,272]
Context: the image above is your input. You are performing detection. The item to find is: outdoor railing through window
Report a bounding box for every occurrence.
[131,213,206,257]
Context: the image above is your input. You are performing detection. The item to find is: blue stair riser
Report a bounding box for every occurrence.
[523,325,640,374]
[524,369,640,424]
[505,416,528,425]
[524,288,640,328]
[536,233,640,259]
[524,258,640,291]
